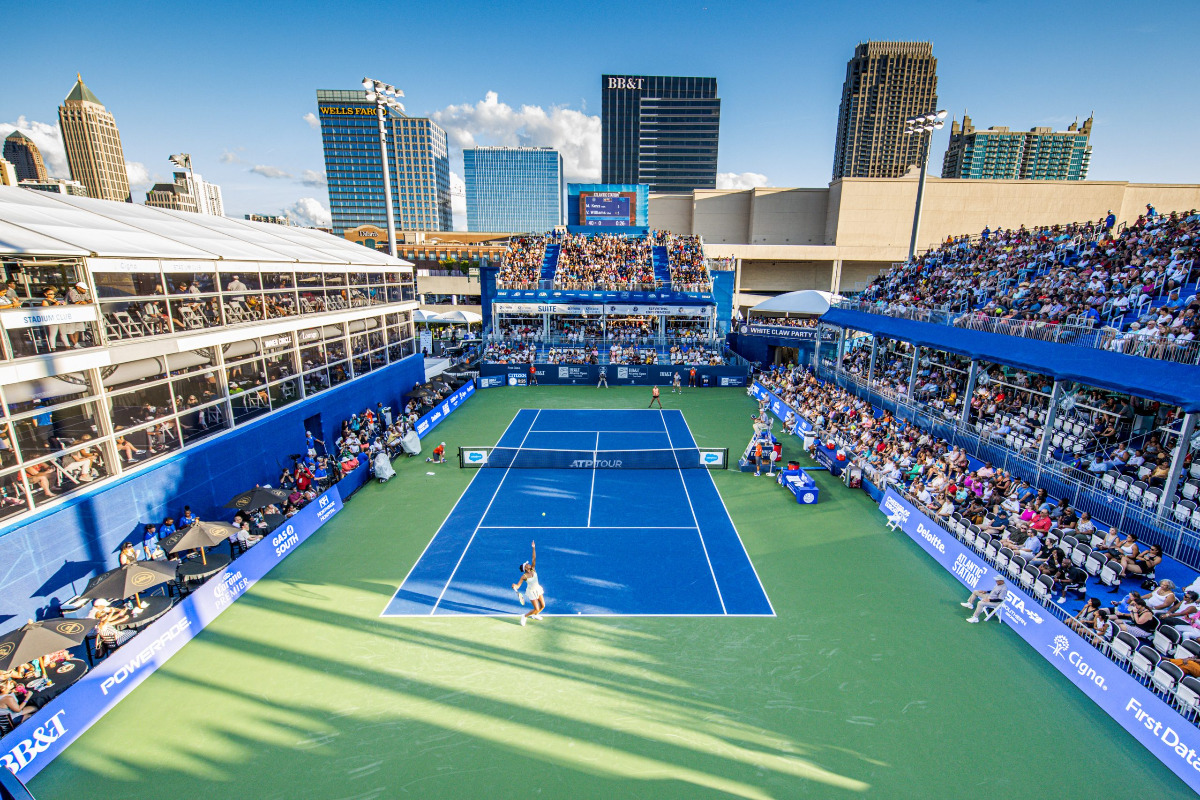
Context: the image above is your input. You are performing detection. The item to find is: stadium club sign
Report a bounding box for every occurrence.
[0,486,345,781]
[494,289,714,304]
[412,381,475,439]
[879,486,1200,793]
[738,323,839,343]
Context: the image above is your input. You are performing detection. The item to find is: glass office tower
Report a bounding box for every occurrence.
[601,75,720,193]
[463,147,563,233]
[316,89,453,238]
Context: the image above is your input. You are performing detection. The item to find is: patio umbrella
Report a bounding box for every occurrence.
[262,513,285,532]
[80,561,178,606]
[0,618,97,672]
[224,486,289,511]
[160,520,239,566]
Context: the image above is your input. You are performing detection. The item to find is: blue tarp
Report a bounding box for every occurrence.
[821,308,1200,412]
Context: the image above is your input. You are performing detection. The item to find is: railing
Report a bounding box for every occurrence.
[816,364,1200,570]
[833,299,1200,366]
[487,333,724,349]
[890,482,1200,729]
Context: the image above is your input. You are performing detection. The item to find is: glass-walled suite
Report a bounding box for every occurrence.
[0,256,417,359]
[0,311,416,523]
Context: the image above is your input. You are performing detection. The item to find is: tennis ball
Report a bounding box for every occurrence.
[541,512,545,516]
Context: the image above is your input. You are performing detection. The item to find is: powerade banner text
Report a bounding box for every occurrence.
[1,486,345,781]
[413,381,475,438]
[879,486,1200,793]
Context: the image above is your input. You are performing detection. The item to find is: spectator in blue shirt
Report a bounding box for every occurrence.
[159,517,177,540]
[179,507,197,528]
[1014,480,1036,503]
[141,524,158,560]
[1104,211,1116,231]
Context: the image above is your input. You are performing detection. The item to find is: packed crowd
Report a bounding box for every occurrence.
[556,233,655,290]
[496,237,547,289]
[482,341,725,366]
[652,231,711,291]
[747,316,820,328]
[859,209,1200,350]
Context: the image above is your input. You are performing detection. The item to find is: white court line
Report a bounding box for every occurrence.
[429,409,541,615]
[378,409,527,618]
[478,525,699,530]
[661,409,727,615]
[587,431,598,527]
[525,430,674,434]
[674,409,778,617]
[383,611,775,618]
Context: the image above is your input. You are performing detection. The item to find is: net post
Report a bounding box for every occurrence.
[458,446,465,468]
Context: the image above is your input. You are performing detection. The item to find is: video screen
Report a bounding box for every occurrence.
[580,191,637,226]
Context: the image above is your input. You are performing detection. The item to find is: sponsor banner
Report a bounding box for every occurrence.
[699,449,726,468]
[879,487,1200,793]
[1,486,345,781]
[556,365,592,383]
[161,260,218,275]
[738,324,840,343]
[812,443,845,477]
[413,382,475,438]
[86,257,161,274]
[752,382,815,434]
[494,303,604,315]
[462,449,488,466]
[606,304,710,317]
[494,289,714,304]
[478,375,505,389]
[1,306,99,330]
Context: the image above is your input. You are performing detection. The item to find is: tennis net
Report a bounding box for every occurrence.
[458,446,728,470]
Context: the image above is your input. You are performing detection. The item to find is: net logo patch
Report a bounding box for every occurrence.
[569,459,622,468]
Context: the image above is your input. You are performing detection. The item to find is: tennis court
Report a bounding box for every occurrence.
[383,408,774,617]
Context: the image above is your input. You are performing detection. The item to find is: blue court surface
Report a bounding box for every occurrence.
[382,409,774,617]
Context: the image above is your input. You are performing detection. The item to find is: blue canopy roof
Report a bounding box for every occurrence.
[821,308,1200,412]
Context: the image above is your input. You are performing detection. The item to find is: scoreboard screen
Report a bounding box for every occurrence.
[580,191,637,226]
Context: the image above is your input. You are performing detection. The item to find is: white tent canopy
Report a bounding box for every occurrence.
[415,309,482,324]
[749,290,841,317]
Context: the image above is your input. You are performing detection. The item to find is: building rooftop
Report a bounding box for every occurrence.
[64,73,102,105]
[0,186,412,267]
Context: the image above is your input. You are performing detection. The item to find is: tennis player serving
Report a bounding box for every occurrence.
[513,540,546,626]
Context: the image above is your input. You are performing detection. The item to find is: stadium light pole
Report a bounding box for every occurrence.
[904,110,947,262]
[362,77,406,258]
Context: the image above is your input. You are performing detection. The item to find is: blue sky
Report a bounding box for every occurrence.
[2,0,1196,227]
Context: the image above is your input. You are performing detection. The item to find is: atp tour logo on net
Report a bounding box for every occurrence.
[569,458,622,468]
[1,710,67,774]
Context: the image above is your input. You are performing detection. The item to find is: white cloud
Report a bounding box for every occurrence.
[430,91,600,182]
[299,169,326,188]
[126,161,155,193]
[250,164,292,179]
[303,112,320,130]
[284,197,330,228]
[0,117,68,178]
[716,171,770,190]
[450,171,467,230]
[219,150,242,164]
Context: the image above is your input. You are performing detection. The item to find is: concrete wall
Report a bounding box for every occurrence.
[739,260,833,292]
[746,188,828,245]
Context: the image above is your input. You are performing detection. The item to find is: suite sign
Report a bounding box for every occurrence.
[319,106,375,116]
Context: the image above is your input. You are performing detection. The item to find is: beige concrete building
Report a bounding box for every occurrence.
[3,131,48,182]
[650,176,1200,309]
[0,158,16,187]
[145,182,199,212]
[58,75,131,203]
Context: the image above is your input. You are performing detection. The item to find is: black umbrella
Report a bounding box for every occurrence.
[0,618,97,672]
[160,520,238,566]
[80,561,178,605]
[224,486,289,511]
[262,513,285,532]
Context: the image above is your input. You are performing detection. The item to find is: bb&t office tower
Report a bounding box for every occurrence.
[601,75,720,193]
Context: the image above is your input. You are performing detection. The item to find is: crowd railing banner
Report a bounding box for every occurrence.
[413,381,476,438]
[1,485,345,782]
[879,485,1200,794]
[750,382,814,433]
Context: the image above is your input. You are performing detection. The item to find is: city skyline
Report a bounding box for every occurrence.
[1,0,1197,228]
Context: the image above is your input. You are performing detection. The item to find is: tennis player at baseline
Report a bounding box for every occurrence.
[513,541,546,626]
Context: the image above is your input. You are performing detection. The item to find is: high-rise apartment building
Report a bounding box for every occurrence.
[0,159,16,187]
[3,131,48,182]
[20,178,89,196]
[601,75,720,193]
[942,115,1093,181]
[832,42,938,179]
[245,214,291,225]
[57,74,131,202]
[145,182,199,212]
[316,89,452,238]
[463,147,563,233]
